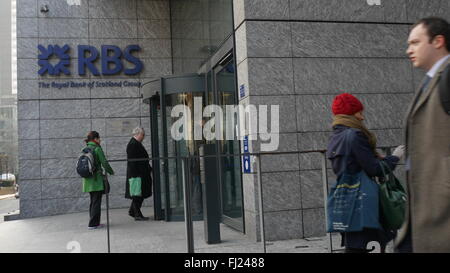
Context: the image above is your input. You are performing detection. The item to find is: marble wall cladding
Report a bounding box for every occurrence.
[138,39,172,58]
[39,19,89,38]
[291,23,409,58]
[17,38,39,59]
[406,0,450,23]
[233,0,448,242]
[137,0,170,20]
[17,101,39,120]
[235,22,247,65]
[296,93,414,132]
[138,20,171,39]
[41,197,90,216]
[18,80,40,100]
[244,210,261,242]
[245,21,292,58]
[37,0,89,18]
[108,175,127,196]
[17,0,172,219]
[248,95,297,133]
[103,137,131,159]
[242,173,258,213]
[19,160,41,180]
[40,139,85,159]
[41,178,83,199]
[262,171,302,212]
[104,118,141,137]
[140,58,172,78]
[88,0,137,19]
[19,140,41,160]
[90,19,138,39]
[244,0,290,21]
[18,120,40,140]
[297,131,331,151]
[41,158,79,179]
[90,99,141,118]
[20,200,43,218]
[247,58,295,96]
[109,162,127,177]
[293,58,414,95]
[300,170,325,209]
[40,100,90,119]
[290,0,407,23]
[233,0,245,28]
[17,18,38,38]
[40,119,91,139]
[17,0,38,18]
[302,208,326,238]
[18,180,42,201]
[264,210,303,241]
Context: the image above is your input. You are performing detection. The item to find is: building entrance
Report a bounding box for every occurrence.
[142,49,244,232]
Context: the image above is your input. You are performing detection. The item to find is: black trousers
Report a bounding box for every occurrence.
[89,191,103,227]
[129,197,144,217]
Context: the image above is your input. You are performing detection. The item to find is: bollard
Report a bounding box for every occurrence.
[321,152,333,253]
[256,155,266,253]
[182,157,195,253]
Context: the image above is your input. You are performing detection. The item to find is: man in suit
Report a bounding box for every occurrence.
[396,17,450,253]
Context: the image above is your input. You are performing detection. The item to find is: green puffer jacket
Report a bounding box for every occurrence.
[82,142,114,193]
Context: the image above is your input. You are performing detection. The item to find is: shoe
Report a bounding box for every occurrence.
[88,224,105,230]
[134,216,150,221]
[128,211,135,218]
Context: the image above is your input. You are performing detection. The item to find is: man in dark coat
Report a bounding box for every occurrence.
[126,127,153,221]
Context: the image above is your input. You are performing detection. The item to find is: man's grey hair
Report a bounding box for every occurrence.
[132,127,145,137]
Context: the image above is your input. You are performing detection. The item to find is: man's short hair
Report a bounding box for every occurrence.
[132,127,145,136]
[413,17,450,52]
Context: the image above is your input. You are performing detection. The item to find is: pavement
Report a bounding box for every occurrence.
[0,203,353,253]
[0,195,19,215]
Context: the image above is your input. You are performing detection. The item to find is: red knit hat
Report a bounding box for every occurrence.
[332,93,364,116]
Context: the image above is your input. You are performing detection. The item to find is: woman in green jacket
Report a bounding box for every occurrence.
[82,131,114,229]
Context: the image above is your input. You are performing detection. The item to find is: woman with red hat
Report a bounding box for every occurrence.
[327,93,405,253]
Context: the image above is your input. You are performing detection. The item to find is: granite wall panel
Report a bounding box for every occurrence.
[17,0,172,220]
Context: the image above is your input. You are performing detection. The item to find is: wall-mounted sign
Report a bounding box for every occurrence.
[243,135,251,173]
[38,44,143,76]
[239,84,245,98]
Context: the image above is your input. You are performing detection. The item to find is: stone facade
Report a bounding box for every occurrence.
[234,0,450,241]
[15,0,450,243]
[16,0,171,218]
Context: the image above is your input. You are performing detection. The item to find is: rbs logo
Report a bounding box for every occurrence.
[38,44,143,76]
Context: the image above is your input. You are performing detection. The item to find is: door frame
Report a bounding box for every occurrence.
[200,35,245,233]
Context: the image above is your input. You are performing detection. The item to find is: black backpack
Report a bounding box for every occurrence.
[439,65,450,115]
[76,147,97,178]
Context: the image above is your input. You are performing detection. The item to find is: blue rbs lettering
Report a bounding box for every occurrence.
[38,44,143,76]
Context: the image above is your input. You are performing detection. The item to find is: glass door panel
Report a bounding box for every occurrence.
[214,57,244,231]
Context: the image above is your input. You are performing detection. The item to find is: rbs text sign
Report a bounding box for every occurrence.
[38,44,143,76]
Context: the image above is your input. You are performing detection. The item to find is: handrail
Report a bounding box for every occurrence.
[106,146,396,253]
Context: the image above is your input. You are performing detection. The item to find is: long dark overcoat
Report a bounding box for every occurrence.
[125,137,152,199]
[396,58,450,253]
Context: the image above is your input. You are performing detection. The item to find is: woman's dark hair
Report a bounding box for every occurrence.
[413,17,450,51]
[85,131,100,143]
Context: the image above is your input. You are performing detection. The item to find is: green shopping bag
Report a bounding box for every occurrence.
[129,177,142,197]
[378,161,407,230]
